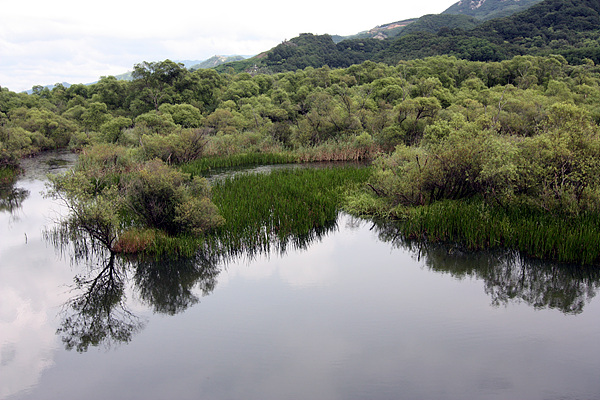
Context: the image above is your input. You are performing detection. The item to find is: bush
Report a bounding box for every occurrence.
[124,159,223,235]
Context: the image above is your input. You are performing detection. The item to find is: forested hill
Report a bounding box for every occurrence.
[396,14,481,37]
[218,0,600,73]
[442,0,544,20]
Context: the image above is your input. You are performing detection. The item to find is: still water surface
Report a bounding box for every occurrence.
[2,152,600,400]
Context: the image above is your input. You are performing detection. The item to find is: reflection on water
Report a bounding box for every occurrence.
[133,253,221,315]
[57,252,143,352]
[0,186,29,215]
[49,217,339,350]
[0,151,80,400]
[49,213,600,353]
[49,231,224,351]
[373,218,600,314]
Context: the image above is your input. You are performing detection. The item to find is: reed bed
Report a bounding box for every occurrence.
[179,143,378,177]
[205,166,372,258]
[293,141,379,163]
[114,227,201,258]
[397,199,600,265]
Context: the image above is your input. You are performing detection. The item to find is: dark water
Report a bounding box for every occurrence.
[2,153,600,400]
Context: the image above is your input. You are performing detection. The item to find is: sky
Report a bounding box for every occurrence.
[0,0,457,93]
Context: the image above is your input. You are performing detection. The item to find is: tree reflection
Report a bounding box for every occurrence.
[133,253,221,315]
[0,184,29,214]
[371,218,600,314]
[49,223,223,351]
[58,252,144,352]
[48,213,338,351]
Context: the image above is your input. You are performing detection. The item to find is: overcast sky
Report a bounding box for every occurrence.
[0,0,457,93]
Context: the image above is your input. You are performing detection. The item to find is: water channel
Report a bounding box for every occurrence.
[2,152,600,400]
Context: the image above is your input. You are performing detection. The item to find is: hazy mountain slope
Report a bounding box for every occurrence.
[334,19,418,42]
[336,0,539,43]
[442,0,545,20]
[190,55,247,70]
[397,14,481,37]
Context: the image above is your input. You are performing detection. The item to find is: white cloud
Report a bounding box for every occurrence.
[0,0,456,92]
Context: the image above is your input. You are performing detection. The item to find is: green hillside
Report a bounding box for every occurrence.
[397,14,481,37]
[442,0,544,20]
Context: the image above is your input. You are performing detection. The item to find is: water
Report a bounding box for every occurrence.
[2,153,600,400]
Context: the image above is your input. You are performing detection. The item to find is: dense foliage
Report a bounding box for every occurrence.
[47,145,225,254]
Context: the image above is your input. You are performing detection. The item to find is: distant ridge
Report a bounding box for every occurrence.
[442,0,545,20]
[334,19,418,42]
[189,55,247,70]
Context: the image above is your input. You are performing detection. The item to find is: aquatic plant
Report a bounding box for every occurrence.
[390,199,600,265]
[203,166,372,259]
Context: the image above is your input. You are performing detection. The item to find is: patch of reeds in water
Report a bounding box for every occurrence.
[205,166,372,259]
[114,228,201,259]
[180,144,378,177]
[397,199,600,265]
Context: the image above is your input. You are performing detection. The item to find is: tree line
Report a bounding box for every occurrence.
[2,54,599,165]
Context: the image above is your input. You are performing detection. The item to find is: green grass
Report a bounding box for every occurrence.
[203,166,372,257]
[393,199,600,265]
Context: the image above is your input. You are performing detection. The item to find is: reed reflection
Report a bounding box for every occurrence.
[371,218,600,314]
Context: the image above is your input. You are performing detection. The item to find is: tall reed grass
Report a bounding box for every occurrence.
[395,199,600,265]
[204,166,372,258]
[180,143,378,177]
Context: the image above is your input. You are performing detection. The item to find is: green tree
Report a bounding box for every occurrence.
[131,60,187,111]
[82,102,111,132]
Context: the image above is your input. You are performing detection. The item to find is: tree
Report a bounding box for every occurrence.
[131,60,187,111]
[81,102,111,132]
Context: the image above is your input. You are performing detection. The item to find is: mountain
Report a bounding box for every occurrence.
[189,55,247,70]
[24,82,71,94]
[334,19,418,42]
[333,0,539,44]
[379,0,600,63]
[442,0,545,20]
[218,0,600,73]
[396,14,481,37]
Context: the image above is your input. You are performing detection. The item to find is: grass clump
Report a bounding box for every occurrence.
[207,166,372,257]
[381,199,600,265]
